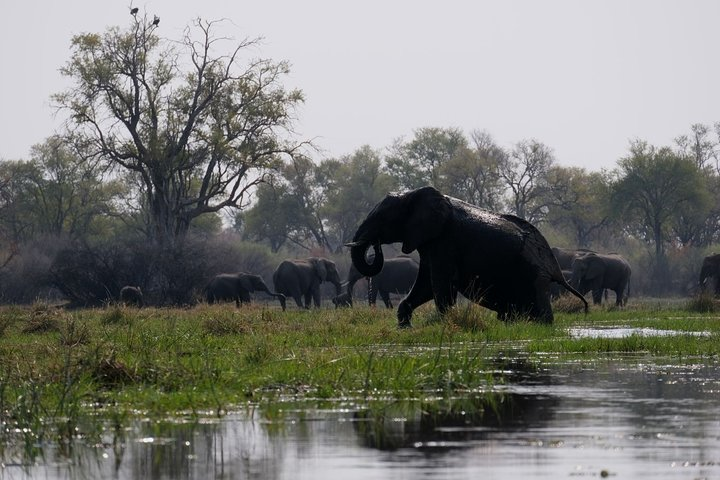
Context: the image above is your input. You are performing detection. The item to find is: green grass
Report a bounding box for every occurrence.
[0,299,718,436]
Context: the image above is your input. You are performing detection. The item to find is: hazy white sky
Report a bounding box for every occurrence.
[2,0,720,170]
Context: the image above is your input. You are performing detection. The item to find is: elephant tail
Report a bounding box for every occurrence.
[625,275,631,306]
[556,275,589,314]
[273,293,287,311]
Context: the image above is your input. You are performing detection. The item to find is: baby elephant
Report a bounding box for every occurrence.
[119,285,144,307]
[332,292,353,308]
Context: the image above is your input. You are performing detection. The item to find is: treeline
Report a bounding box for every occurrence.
[2,123,720,305]
[1,14,719,305]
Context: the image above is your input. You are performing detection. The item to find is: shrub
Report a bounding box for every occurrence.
[686,292,720,313]
[552,293,588,314]
[22,303,62,333]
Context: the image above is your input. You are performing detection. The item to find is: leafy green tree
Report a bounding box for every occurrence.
[674,123,720,245]
[238,182,294,252]
[53,14,304,247]
[241,156,329,252]
[544,166,611,247]
[385,127,467,191]
[0,160,37,243]
[318,145,397,248]
[612,140,710,293]
[0,137,122,243]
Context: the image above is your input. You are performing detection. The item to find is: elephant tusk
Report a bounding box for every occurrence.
[344,241,361,247]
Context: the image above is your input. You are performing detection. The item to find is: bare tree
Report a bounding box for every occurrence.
[440,130,506,211]
[499,139,554,222]
[675,123,717,170]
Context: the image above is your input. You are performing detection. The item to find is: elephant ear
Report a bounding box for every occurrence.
[585,256,604,280]
[401,187,452,254]
[239,275,254,292]
[312,258,328,282]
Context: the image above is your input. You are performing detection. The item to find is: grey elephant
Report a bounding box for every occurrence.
[346,186,588,327]
[331,291,353,308]
[120,285,144,307]
[346,254,419,308]
[570,253,631,306]
[699,253,720,295]
[205,273,286,310]
[273,257,342,308]
[551,247,596,270]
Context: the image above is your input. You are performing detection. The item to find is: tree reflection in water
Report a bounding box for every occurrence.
[2,355,719,479]
[354,357,560,451]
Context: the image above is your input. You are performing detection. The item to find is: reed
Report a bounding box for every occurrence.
[0,299,717,437]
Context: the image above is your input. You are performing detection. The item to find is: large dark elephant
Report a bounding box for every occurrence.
[120,285,144,307]
[273,257,342,308]
[346,186,588,327]
[205,273,286,310]
[699,253,720,295]
[570,253,631,306]
[346,255,419,308]
[549,270,573,300]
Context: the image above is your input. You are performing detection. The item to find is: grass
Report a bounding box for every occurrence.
[0,298,718,445]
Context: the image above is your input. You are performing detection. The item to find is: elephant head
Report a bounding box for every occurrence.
[699,253,720,294]
[347,187,452,276]
[571,253,604,289]
[309,257,342,295]
[120,285,144,307]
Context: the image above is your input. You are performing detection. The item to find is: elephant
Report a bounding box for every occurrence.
[570,253,631,306]
[551,247,595,270]
[272,257,342,308]
[346,186,588,327]
[346,254,419,308]
[332,291,353,308]
[205,273,286,310]
[698,253,720,295]
[549,270,573,300]
[119,285,143,307]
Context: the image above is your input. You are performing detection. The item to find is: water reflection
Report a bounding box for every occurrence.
[569,326,711,338]
[3,355,719,479]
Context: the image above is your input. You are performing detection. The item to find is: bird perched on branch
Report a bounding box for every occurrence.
[152,15,160,26]
[130,7,139,15]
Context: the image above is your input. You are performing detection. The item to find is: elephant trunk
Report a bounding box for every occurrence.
[349,242,384,277]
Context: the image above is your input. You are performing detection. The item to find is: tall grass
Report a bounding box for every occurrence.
[0,299,717,445]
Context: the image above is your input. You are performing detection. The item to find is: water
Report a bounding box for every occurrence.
[568,326,711,338]
[3,355,719,479]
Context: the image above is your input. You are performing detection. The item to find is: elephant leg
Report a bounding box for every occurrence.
[397,267,433,328]
[380,290,392,309]
[368,279,378,307]
[238,291,251,308]
[525,278,553,324]
[430,263,456,315]
[312,288,321,308]
[303,291,312,309]
[591,289,603,305]
[291,293,304,308]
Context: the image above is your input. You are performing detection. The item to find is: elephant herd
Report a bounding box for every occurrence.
[117,186,720,327]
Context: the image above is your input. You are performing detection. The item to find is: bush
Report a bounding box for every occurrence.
[22,303,63,333]
[686,292,720,313]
